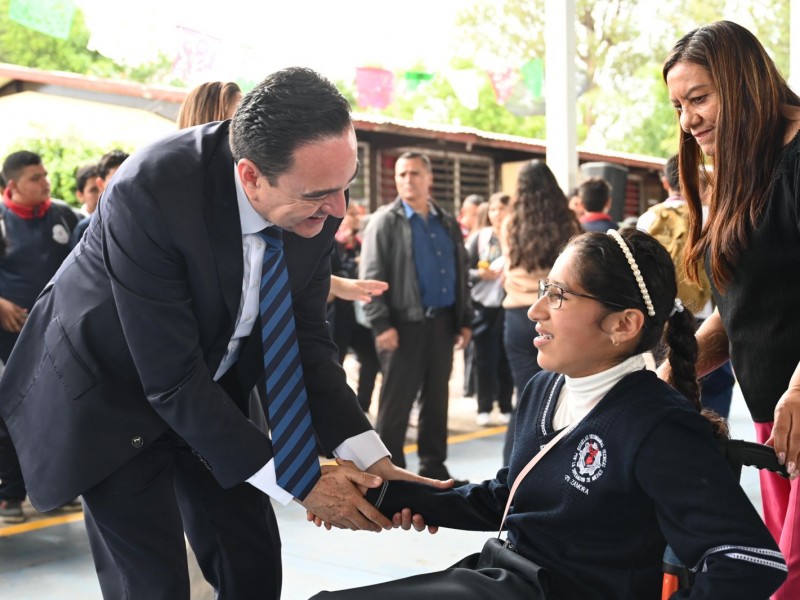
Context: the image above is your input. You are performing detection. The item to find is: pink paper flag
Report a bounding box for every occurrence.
[172,26,221,84]
[355,67,394,109]
[487,68,518,106]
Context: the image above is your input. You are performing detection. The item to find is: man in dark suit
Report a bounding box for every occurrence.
[0,67,443,600]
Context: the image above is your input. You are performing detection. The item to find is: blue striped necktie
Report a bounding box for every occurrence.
[259,227,321,499]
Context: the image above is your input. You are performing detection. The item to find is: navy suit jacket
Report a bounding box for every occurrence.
[0,121,371,511]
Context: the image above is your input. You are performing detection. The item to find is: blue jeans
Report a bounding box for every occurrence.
[472,304,513,414]
[502,307,542,464]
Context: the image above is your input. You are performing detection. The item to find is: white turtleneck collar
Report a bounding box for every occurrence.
[551,353,656,430]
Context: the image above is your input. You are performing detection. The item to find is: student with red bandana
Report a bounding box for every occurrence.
[0,150,79,523]
[577,177,617,233]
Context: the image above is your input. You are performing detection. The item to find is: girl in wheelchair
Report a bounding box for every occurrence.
[312,229,786,600]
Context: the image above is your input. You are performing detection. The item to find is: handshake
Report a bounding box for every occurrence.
[300,457,451,533]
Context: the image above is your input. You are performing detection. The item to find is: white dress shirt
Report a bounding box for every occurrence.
[215,165,388,504]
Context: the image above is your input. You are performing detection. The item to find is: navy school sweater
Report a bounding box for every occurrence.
[368,370,786,599]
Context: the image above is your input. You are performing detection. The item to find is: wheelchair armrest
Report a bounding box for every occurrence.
[662,439,786,597]
[662,544,692,592]
[724,439,790,478]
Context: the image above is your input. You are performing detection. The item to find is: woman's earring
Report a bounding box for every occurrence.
[611,337,620,347]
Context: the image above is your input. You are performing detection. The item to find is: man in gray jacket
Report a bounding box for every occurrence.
[360,152,471,483]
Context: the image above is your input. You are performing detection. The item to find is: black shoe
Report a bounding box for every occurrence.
[0,499,26,524]
[59,498,83,512]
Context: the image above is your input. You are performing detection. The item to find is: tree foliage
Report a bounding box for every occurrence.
[451,0,650,144]
[449,0,789,157]
[0,0,178,84]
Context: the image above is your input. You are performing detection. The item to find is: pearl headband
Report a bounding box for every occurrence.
[606,229,656,317]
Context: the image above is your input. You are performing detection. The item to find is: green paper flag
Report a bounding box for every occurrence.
[9,0,77,40]
[404,71,434,91]
[521,58,544,99]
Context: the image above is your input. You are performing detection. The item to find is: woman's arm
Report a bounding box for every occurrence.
[693,308,730,377]
[657,307,730,381]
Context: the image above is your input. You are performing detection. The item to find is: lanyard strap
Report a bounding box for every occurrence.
[498,424,574,536]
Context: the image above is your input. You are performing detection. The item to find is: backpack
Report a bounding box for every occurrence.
[645,203,712,313]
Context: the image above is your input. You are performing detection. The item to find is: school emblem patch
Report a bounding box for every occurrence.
[571,434,606,484]
[52,224,70,245]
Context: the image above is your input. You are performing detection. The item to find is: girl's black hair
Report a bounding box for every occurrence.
[568,229,727,437]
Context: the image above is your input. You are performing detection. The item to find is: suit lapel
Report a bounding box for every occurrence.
[202,126,244,372]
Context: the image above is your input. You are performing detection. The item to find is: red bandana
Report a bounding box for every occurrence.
[579,212,613,224]
[3,188,51,219]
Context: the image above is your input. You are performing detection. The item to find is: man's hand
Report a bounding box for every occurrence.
[656,359,671,383]
[455,327,472,351]
[0,297,27,333]
[299,461,390,531]
[375,327,399,352]
[330,276,389,303]
[308,458,453,532]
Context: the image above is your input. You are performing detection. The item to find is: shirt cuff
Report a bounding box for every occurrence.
[247,431,389,503]
[246,458,294,505]
[333,430,390,470]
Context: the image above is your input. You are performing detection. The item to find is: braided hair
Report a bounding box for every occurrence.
[568,229,727,437]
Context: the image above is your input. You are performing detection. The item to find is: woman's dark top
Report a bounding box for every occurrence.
[713,130,800,422]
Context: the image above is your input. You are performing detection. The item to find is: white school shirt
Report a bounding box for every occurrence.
[214,165,388,504]
[552,353,657,430]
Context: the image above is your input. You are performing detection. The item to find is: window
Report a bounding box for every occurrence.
[377,149,494,214]
[349,142,370,211]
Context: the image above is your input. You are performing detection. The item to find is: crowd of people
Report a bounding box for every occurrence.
[0,18,796,600]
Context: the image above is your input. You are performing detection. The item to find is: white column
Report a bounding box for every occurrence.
[791,0,800,93]
[544,0,578,195]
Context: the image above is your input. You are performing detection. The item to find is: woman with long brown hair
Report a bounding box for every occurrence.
[500,160,581,463]
[177,81,242,128]
[663,20,800,599]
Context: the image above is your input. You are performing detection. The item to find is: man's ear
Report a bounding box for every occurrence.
[236,159,262,195]
[96,176,106,194]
